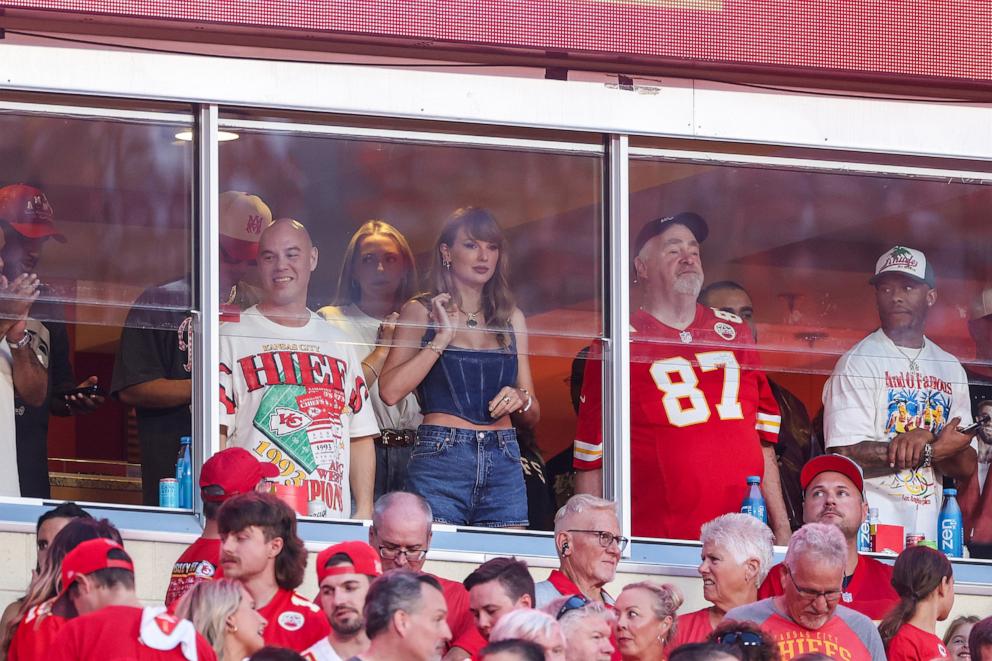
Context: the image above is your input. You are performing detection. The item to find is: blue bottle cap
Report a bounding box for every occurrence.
[180,435,191,445]
[746,475,760,484]
[945,488,957,496]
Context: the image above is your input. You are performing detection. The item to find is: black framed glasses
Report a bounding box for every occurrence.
[376,544,428,562]
[718,631,764,647]
[567,529,629,551]
[785,568,842,603]
[556,594,589,620]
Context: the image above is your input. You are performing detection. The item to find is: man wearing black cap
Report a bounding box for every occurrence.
[824,246,977,543]
[572,212,789,542]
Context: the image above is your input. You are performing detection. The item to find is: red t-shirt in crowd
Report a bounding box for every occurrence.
[759,555,899,620]
[887,623,949,661]
[258,587,330,652]
[573,306,781,539]
[48,605,216,661]
[8,598,65,661]
[668,608,714,649]
[164,537,223,608]
[435,575,486,657]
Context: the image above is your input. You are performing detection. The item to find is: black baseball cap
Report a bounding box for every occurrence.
[634,212,709,256]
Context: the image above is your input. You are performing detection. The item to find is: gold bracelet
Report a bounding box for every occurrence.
[361,360,380,380]
[426,342,444,355]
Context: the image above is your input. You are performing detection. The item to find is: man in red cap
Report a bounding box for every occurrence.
[112,190,273,506]
[218,491,329,652]
[304,540,383,660]
[48,538,217,660]
[757,454,899,619]
[164,447,280,607]
[0,183,79,499]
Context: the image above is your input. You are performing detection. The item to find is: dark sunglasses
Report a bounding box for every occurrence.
[556,594,589,620]
[718,631,764,647]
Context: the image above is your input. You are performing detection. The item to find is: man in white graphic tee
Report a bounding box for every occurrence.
[824,245,977,541]
[219,218,378,519]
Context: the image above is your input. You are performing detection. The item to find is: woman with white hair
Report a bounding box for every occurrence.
[489,608,566,660]
[668,513,774,648]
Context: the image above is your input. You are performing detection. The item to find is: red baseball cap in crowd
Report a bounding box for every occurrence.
[219,191,272,262]
[316,541,383,583]
[0,184,66,243]
[200,447,280,502]
[59,538,134,597]
[800,454,865,495]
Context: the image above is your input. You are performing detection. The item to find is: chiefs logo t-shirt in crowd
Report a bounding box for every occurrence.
[573,306,781,539]
[219,307,379,519]
[164,537,223,608]
[7,598,66,661]
[725,598,886,661]
[258,587,330,652]
[48,605,216,661]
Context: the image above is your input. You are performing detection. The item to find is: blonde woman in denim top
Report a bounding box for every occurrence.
[380,207,539,528]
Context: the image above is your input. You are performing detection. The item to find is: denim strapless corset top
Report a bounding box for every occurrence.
[418,332,518,425]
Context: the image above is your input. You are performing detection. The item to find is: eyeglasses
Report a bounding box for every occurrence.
[556,594,589,620]
[718,631,764,647]
[377,545,428,562]
[785,569,842,603]
[567,529,629,552]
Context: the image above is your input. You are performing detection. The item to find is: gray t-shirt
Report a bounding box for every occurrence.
[726,597,885,660]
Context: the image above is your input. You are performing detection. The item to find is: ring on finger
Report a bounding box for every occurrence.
[502,395,510,403]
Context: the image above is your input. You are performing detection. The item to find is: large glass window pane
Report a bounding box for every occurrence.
[602,154,992,555]
[0,103,194,507]
[216,117,603,531]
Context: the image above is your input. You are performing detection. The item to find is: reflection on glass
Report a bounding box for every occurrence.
[219,124,604,529]
[0,109,193,504]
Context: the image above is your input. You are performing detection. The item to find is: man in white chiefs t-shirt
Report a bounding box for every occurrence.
[824,246,978,541]
[219,219,378,520]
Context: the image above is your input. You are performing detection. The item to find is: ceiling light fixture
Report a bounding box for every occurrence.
[174,130,239,142]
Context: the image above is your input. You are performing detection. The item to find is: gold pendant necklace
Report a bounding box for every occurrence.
[465,307,483,329]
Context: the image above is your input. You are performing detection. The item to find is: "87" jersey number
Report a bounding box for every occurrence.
[648,350,744,426]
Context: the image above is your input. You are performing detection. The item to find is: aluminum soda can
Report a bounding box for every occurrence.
[905,532,926,548]
[307,499,328,518]
[159,478,179,508]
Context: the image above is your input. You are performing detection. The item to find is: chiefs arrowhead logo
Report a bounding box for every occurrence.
[268,407,313,436]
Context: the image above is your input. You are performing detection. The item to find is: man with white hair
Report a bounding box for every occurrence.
[534,494,625,608]
[488,609,566,661]
[573,212,789,542]
[758,454,898,620]
[669,512,774,647]
[548,596,615,661]
[725,523,885,660]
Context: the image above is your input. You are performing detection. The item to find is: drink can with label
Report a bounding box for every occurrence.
[159,478,179,508]
[905,532,926,548]
[307,499,328,518]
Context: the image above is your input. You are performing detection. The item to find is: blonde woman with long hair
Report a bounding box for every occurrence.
[175,579,266,661]
[380,206,539,528]
[319,220,421,499]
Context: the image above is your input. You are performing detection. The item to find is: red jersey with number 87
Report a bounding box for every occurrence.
[573,305,780,539]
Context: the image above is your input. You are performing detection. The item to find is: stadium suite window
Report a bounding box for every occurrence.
[215,120,604,531]
[595,155,992,545]
[0,103,195,509]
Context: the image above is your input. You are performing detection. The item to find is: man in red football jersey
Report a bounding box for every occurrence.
[48,538,217,660]
[573,212,789,542]
[165,447,279,608]
[218,491,329,652]
[758,454,899,620]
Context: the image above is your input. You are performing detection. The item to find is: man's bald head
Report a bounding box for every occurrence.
[257,218,318,312]
[260,217,313,250]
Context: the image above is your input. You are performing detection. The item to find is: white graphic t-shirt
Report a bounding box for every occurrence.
[219,307,379,519]
[824,329,973,540]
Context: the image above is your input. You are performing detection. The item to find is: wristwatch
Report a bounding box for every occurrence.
[920,441,934,469]
[8,332,31,351]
